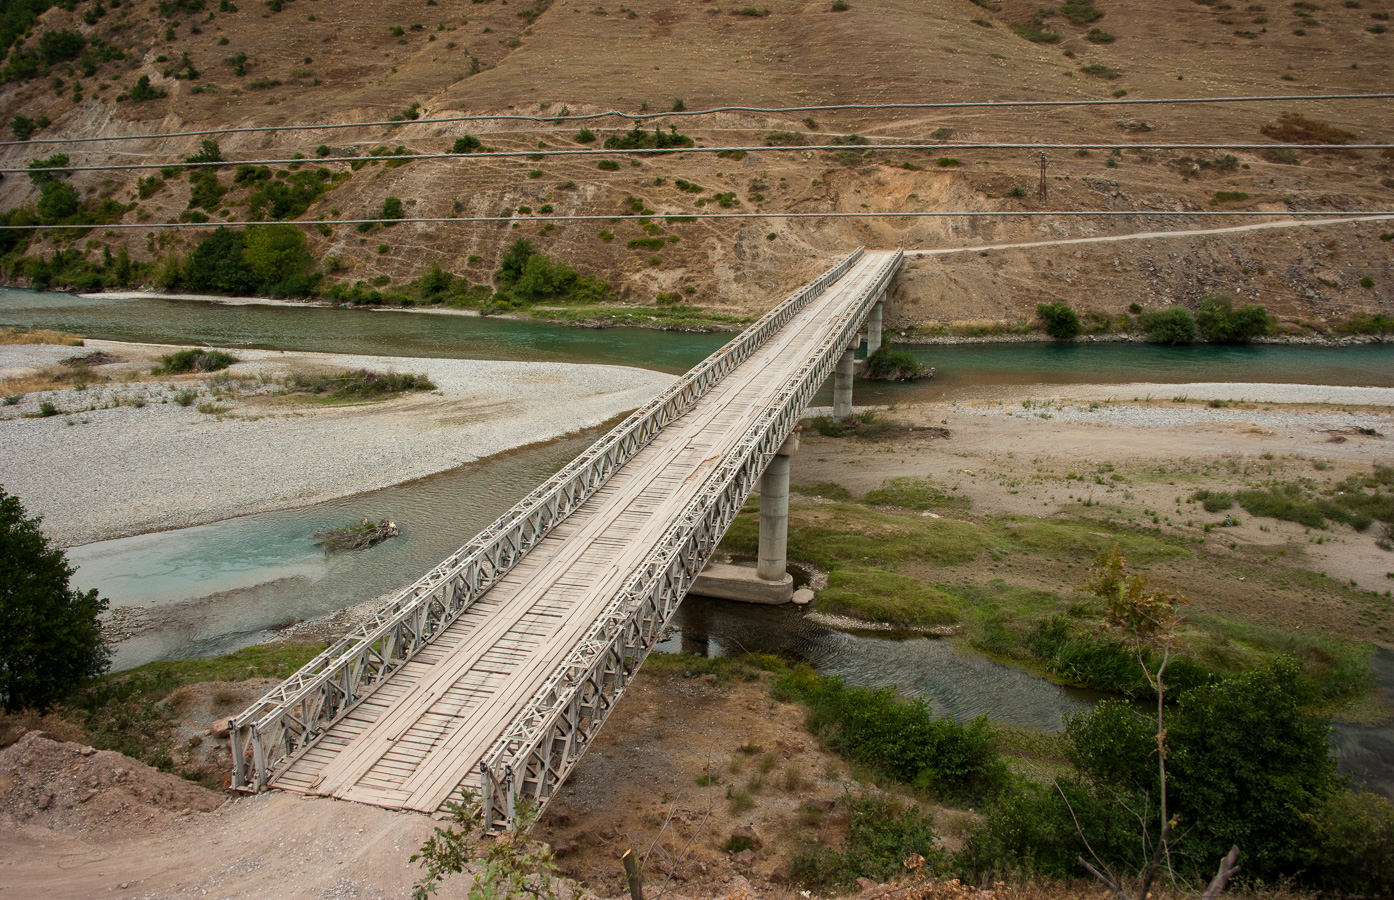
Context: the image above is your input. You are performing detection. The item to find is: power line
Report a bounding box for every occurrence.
[1,93,1390,147]
[6,142,1393,175]
[3,212,1391,231]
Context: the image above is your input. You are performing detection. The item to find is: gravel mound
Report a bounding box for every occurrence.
[0,731,223,834]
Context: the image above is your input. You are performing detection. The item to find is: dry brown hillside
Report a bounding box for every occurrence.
[1,0,1391,329]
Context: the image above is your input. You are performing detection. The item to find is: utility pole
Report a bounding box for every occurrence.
[1038,152,1048,206]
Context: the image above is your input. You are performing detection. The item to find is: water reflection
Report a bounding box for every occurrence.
[660,594,1099,732]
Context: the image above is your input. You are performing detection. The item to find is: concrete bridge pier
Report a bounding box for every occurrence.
[832,348,855,420]
[866,300,883,355]
[691,431,799,605]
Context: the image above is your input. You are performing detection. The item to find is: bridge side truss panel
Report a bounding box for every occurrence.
[477,250,903,830]
[228,249,868,792]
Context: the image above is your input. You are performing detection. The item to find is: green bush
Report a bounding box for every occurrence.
[596,159,620,171]
[791,794,946,888]
[774,669,1007,803]
[381,197,405,222]
[492,239,610,307]
[1306,791,1394,897]
[1140,306,1197,344]
[0,486,110,711]
[153,348,237,375]
[449,135,480,154]
[1190,489,1234,512]
[125,74,166,102]
[602,125,693,152]
[863,342,929,380]
[286,369,434,398]
[1036,301,1082,339]
[1195,293,1273,343]
[967,659,1346,886]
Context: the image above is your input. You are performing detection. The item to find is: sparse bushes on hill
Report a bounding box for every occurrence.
[603,124,694,152]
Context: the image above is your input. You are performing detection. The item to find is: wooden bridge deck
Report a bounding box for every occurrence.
[271,251,897,813]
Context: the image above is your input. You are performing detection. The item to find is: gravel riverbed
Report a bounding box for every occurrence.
[1,340,673,546]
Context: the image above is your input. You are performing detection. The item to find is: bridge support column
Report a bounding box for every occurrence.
[833,348,855,420]
[689,432,799,605]
[757,432,797,582]
[866,299,883,355]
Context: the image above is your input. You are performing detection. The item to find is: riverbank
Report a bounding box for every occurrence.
[0,339,673,546]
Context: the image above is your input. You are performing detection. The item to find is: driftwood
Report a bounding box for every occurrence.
[314,518,400,553]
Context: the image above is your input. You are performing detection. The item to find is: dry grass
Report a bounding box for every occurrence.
[0,328,84,346]
[0,365,108,396]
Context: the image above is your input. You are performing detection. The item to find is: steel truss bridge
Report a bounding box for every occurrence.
[228,248,903,829]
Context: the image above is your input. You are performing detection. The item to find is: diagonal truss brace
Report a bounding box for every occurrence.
[226,248,868,792]
[476,250,904,830]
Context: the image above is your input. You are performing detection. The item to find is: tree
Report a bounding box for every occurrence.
[1037,301,1082,340]
[241,223,311,287]
[0,485,110,711]
[1065,549,1242,900]
[1140,306,1197,344]
[1196,294,1273,344]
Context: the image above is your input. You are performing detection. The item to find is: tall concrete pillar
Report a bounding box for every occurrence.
[833,348,855,420]
[757,433,798,582]
[867,299,884,355]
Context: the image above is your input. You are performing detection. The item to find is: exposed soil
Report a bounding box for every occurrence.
[795,389,1394,647]
[0,1,1390,329]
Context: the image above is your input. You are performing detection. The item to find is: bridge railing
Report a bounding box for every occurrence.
[227,248,867,792]
[476,250,903,830]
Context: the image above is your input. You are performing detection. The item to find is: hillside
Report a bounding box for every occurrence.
[0,0,1391,332]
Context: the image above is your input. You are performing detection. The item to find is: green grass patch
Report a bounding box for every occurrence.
[720,502,989,569]
[1001,517,1188,564]
[863,476,968,511]
[794,481,854,501]
[643,651,784,682]
[816,567,958,628]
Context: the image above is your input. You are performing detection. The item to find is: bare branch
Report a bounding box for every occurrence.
[1200,846,1242,900]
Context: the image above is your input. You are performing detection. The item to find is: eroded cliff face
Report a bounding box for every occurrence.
[0,0,1388,328]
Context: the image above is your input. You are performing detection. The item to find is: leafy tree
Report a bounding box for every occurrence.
[10,114,36,140]
[1196,294,1274,343]
[35,180,79,222]
[450,135,481,153]
[381,197,405,222]
[126,74,167,102]
[37,28,84,64]
[241,223,312,287]
[0,485,110,711]
[184,226,259,294]
[1036,301,1082,340]
[1140,306,1197,344]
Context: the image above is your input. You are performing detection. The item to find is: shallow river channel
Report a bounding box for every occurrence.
[3,289,1391,797]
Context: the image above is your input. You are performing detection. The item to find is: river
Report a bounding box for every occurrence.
[3,289,1390,797]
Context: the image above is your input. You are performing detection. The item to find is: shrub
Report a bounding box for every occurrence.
[1140,306,1197,343]
[765,131,802,145]
[774,669,1007,803]
[1307,791,1394,897]
[573,127,595,143]
[1079,64,1121,79]
[1261,113,1356,145]
[493,239,611,306]
[1210,190,1250,204]
[381,197,405,222]
[831,0,850,9]
[1059,1,1103,25]
[1196,294,1273,342]
[603,124,693,151]
[790,794,945,888]
[1085,27,1115,42]
[153,348,237,375]
[1036,301,1082,339]
[863,342,930,380]
[450,135,480,153]
[0,486,110,711]
[10,115,37,140]
[125,74,167,102]
[1190,489,1234,512]
[38,29,86,65]
[596,159,620,170]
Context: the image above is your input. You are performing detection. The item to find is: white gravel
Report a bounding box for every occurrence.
[0,340,673,546]
[953,381,1393,432]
